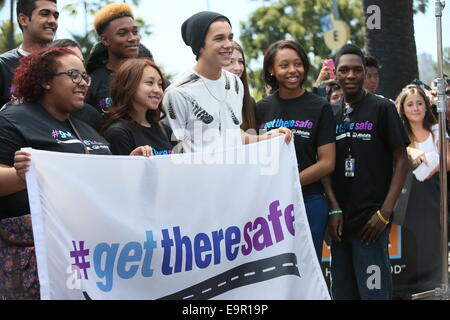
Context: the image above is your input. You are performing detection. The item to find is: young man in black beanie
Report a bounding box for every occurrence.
[163,11,291,154]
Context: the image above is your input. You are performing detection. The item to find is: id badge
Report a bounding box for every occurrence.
[345,157,355,177]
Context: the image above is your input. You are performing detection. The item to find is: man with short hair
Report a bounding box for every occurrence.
[86,2,153,114]
[162,11,290,153]
[363,55,380,94]
[328,44,409,300]
[0,0,59,106]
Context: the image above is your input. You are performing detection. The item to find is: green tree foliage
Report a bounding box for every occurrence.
[241,0,365,96]
[0,19,22,53]
[414,0,429,14]
[70,30,97,62]
[63,0,151,36]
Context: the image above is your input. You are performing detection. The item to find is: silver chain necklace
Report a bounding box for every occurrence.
[200,71,229,103]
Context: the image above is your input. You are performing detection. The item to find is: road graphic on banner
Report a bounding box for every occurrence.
[81,253,300,300]
[159,253,300,300]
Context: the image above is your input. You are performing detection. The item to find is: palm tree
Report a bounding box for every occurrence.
[0,20,22,53]
[362,0,419,99]
[8,0,15,50]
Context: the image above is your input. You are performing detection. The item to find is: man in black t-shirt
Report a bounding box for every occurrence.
[86,3,153,114]
[0,0,59,106]
[328,44,409,300]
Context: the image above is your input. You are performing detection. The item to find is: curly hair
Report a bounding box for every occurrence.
[12,47,75,102]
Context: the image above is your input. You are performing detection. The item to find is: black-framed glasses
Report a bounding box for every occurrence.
[54,69,91,86]
[342,103,354,128]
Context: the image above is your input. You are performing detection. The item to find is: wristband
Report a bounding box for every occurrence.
[329,209,343,216]
[376,210,390,225]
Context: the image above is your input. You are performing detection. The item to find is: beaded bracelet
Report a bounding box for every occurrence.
[329,209,343,216]
[376,210,390,225]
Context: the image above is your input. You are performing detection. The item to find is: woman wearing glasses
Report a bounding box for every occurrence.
[395,84,449,294]
[256,40,336,261]
[0,47,151,299]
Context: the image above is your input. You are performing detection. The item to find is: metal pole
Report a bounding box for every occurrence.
[332,0,340,20]
[434,0,450,300]
[413,1,450,300]
[84,1,88,36]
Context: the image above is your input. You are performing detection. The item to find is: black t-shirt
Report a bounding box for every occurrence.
[87,66,114,114]
[256,91,336,197]
[0,49,23,107]
[104,119,177,155]
[71,103,103,132]
[0,102,111,220]
[332,93,410,232]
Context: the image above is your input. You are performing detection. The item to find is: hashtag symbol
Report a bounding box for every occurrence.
[70,241,90,280]
[51,130,59,138]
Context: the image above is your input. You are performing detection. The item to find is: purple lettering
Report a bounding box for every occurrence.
[284,204,295,236]
[241,222,253,256]
[268,200,284,243]
[252,217,273,251]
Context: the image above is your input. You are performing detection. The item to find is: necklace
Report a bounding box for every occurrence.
[200,71,229,103]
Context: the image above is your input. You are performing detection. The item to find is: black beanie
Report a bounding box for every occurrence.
[181,11,231,59]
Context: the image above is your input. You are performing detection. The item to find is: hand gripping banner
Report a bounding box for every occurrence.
[26,137,330,300]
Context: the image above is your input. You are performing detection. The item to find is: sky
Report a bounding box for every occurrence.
[1,0,449,77]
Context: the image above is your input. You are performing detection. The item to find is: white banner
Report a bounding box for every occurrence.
[26,137,330,300]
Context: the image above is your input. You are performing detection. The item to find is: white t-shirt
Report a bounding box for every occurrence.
[162,69,244,153]
[417,124,448,153]
[413,124,448,181]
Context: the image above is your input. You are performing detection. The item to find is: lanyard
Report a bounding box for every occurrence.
[341,102,355,158]
[341,91,367,157]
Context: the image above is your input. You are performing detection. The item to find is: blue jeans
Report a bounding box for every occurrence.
[303,194,329,261]
[330,226,392,300]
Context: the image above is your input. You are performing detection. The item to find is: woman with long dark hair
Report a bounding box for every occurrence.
[102,58,177,155]
[256,40,336,260]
